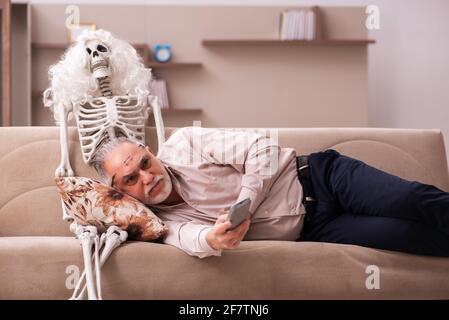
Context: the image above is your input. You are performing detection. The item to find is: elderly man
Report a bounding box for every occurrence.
[92,126,449,258]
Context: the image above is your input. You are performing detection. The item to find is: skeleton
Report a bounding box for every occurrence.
[43,30,166,300]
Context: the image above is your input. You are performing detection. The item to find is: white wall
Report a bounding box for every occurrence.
[366,0,449,157]
[15,0,449,159]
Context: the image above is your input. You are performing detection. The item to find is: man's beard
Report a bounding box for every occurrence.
[143,170,172,205]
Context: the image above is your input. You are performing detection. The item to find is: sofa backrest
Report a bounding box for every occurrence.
[1,126,448,237]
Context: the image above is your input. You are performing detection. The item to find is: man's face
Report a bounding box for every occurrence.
[103,142,173,205]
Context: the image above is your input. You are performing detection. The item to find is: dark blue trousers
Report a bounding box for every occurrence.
[297,149,449,257]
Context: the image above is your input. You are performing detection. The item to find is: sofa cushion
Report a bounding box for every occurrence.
[1,236,448,299]
[55,176,168,241]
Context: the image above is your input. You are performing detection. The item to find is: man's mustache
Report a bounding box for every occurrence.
[145,175,163,196]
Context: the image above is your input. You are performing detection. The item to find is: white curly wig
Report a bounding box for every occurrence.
[43,29,152,122]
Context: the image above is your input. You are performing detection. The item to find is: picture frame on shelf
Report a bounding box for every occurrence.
[68,23,97,43]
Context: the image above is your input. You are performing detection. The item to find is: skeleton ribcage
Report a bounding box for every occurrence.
[75,96,148,164]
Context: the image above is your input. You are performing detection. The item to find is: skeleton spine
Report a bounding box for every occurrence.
[97,76,113,97]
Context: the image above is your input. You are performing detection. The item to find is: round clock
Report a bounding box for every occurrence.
[152,44,172,63]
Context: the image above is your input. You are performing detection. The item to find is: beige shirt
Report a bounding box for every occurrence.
[150,127,306,258]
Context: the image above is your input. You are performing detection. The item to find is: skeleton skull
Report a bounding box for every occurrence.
[86,40,111,79]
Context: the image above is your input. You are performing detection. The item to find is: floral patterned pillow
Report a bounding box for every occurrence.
[55,176,168,241]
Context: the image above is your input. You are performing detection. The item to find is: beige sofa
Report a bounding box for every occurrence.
[1,126,449,300]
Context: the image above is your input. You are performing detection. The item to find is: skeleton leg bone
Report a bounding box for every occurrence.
[70,231,106,300]
[71,226,127,300]
[94,235,102,300]
[98,226,128,266]
[73,225,100,300]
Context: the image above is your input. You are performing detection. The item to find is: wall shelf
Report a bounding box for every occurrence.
[161,108,203,114]
[32,42,149,61]
[147,62,202,68]
[202,39,376,46]
[32,42,202,69]
[32,42,147,50]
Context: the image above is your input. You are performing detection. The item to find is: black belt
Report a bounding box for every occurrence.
[296,155,317,222]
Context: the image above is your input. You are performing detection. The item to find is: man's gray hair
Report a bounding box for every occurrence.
[91,136,144,185]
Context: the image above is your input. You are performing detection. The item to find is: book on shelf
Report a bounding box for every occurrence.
[149,79,170,109]
[298,11,306,39]
[306,10,316,40]
[279,7,318,40]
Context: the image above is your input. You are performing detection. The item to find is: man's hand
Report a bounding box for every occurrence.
[206,213,251,250]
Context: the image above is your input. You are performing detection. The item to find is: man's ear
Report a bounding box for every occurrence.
[145,146,155,155]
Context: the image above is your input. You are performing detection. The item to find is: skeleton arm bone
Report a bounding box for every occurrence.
[149,95,166,157]
[54,104,74,178]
